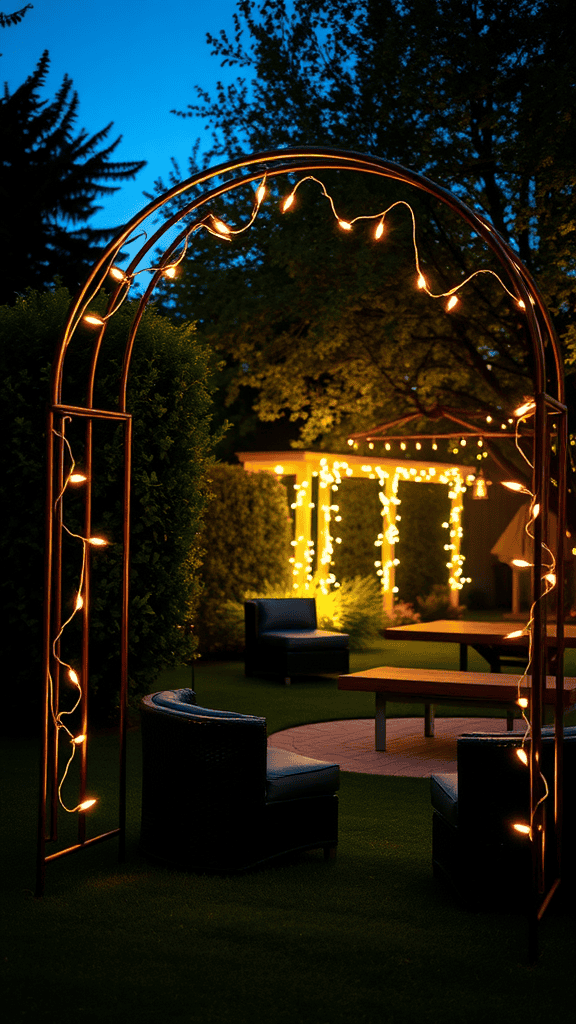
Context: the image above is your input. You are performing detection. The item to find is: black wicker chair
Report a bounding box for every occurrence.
[244,597,349,685]
[140,688,340,872]
[430,727,576,906]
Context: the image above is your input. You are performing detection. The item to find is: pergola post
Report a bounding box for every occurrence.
[291,464,314,589]
[448,473,465,608]
[380,471,397,617]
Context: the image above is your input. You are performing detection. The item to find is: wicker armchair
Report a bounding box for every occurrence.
[140,689,340,871]
[244,597,349,685]
[430,727,576,906]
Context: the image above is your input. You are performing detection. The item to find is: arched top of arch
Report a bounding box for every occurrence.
[51,146,564,413]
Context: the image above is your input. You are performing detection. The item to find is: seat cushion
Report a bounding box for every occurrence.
[257,598,317,631]
[430,773,458,827]
[259,629,349,651]
[266,748,340,802]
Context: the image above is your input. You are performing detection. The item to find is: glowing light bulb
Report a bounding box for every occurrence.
[75,594,84,611]
[545,573,557,586]
[109,267,126,282]
[212,217,231,236]
[375,220,385,240]
[79,799,97,812]
[516,748,528,765]
[338,219,353,231]
[69,473,87,484]
[502,481,531,494]
[517,299,526,309]
[513,823,531,836]
[282,194,295,212]
[446,295,459,311]
[514,400,535,417]
[88,537,107,547]
[73,734,86,746]
[506,629,527,640]
[256,183,266,204]
[512,559,532,568]
[83,314,105,327]
[417,273,427,290]
[69,668,80,685]
[486,415,493,423]
[517,696,529,708]
[163,266,177,279]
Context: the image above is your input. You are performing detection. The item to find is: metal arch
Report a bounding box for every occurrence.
[39,147,568,956]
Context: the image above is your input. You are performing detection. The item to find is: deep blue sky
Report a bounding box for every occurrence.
[2,0,243,230]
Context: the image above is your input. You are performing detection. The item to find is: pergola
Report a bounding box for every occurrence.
[237,449,475,613]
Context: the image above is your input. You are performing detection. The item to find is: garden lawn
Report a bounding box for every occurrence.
[2,639,575,1023]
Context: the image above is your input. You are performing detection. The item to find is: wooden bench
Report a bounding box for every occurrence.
[338,666,576,751]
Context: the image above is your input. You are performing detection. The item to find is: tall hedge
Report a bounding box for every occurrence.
[395,481,450,605]
[0,287,218,720]
[194,464,291,652]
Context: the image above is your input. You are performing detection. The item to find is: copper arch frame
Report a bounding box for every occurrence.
[37,146,567,947]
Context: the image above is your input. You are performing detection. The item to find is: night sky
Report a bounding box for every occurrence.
[2,0,243,230]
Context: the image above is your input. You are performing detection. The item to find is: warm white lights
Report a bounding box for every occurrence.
[502,480,531,494]
[211,216,231,236]
[514,400,536,418]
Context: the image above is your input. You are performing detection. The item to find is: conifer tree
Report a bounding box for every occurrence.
[0,51,145,303]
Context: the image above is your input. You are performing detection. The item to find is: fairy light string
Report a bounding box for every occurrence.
[500,401,560,839]
[78,172,543,831]
[78,172,530,330]
[50,420,106,814]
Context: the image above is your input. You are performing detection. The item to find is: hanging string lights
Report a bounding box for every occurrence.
[497,399,558,840]
[50,420,108,815]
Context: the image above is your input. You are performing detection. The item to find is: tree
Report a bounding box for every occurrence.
[155,0,575,484]
[0,5,32,29]
[0,51,145,304]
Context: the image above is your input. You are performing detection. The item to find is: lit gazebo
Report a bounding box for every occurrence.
[237,449,476,614]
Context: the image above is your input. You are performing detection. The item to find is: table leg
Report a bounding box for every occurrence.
[375,694,387,751]
[425,703,435,737]
[459,643,468,671]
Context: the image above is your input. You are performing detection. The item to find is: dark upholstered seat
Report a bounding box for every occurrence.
[140,688,339,872]
[244,598,349,685]
[430,727,576,907]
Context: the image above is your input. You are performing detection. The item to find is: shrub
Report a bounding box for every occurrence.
[0,287,218,719]
[194,465,291,653]
[416,584,466,621]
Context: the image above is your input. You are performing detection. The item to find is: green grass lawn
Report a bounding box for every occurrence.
[2,640,575,1023]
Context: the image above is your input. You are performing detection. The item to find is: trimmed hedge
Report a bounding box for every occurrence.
[0,287,218,719]
[194,464,291,653]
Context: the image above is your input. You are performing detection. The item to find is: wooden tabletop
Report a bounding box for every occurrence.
[338,666,576,708]
[382,619,576,647]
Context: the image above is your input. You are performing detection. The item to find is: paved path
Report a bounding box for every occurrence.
[268,716,524,777]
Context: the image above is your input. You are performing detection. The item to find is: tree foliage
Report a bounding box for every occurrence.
[155,0,575,490]
[0,4,32,29]
[0,287,219,719]
[0,51,145,304]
